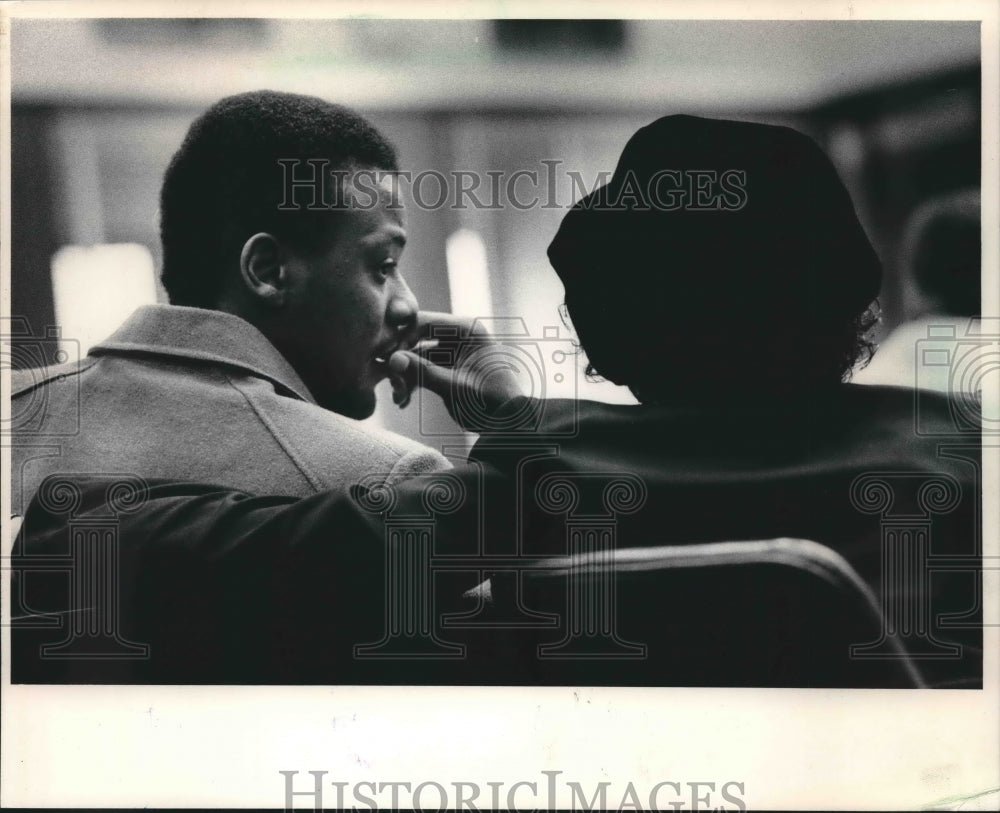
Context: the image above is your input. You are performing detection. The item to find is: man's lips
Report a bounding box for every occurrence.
[373,341,406,368]
[374,332,420,365]
[372,343,415,407]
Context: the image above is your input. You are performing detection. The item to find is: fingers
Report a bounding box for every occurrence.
[414,311,473,341]
[387,346,530,431]
[388,350,458,404]
[387,352,412,408]
[391,312,460,356]
[388,315,458,408]
[390,374,411,408]
[413,312,500,370]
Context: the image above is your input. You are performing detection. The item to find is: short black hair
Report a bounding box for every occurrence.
[160,90,398,308]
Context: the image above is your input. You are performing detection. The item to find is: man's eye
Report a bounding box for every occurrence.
[377,259,397,278]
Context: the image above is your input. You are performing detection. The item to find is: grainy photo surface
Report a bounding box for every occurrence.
[1,2,997,810]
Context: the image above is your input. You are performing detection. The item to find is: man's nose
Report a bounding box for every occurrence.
[386,276,419,333]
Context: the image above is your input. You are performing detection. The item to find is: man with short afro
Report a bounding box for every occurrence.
[11,90,449,514]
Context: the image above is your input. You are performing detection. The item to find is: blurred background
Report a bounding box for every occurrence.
[9,18,981,438]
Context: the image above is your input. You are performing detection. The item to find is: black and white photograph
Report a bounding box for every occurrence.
[1,1,997,809]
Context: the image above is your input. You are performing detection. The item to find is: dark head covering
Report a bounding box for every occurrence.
[547,115,882,394]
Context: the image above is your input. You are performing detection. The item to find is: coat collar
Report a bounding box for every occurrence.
[89,305,316,403]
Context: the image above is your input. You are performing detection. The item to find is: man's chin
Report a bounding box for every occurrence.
[318,390,377,421]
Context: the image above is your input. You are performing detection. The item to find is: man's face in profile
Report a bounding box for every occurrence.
[279,173,417,419]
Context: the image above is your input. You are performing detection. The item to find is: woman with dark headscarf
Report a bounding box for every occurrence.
[391,115,978,640]
[544,114,882,401]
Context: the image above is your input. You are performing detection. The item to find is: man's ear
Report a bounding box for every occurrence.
[239,233,288,307]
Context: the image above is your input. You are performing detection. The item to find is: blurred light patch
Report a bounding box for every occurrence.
[51,244,158,358]
[446,228,493,318]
